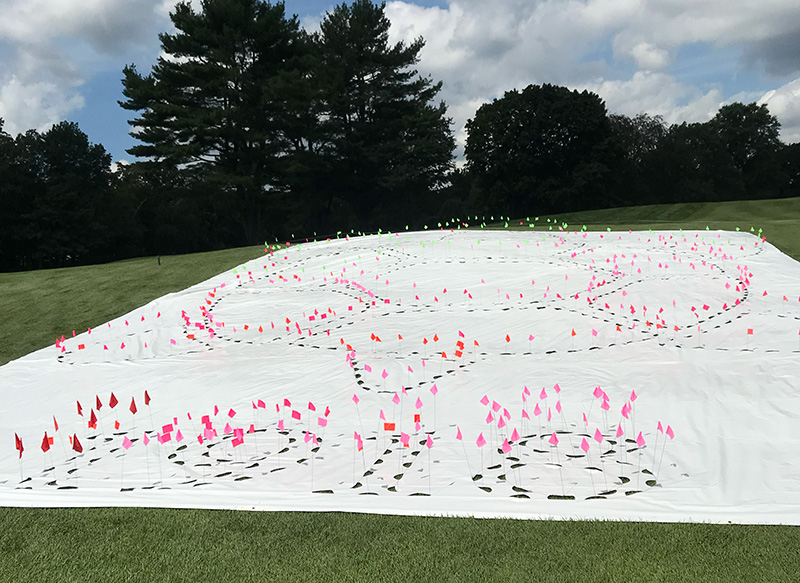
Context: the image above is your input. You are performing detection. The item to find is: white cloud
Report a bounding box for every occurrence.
[0,76,84,135]
[0,0,170,136]
[380,0,800,157]
[759,78,800,144]
[583,71,724,124]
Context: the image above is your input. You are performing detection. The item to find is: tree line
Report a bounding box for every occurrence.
[1,0,797,272]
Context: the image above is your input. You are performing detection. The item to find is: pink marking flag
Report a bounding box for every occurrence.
[352,394,360,405]
[553,383,561,393]
[430,384,438,396]
[498,416,506,429]
[228,408,237,418]
[636,431,646,447]
[491,401,501,412]
[291,410,301,420]
[392,392,400,405]
[143,432,150,446]
[381,369,388,379]
[616,424,624,437]
[400,432,410,447]
[501,439,512,454]
[364,364,372,373]
[555,401,562,413]
[592,386,603,398]
[548,432,559,446]
[533,403,542,416]
[176,430,184,442]
[593,428,603,444]
[426,434,433,449]
[476,433,487,448]
[657,421,664,433]
[318,417,327,427]
[581,437,590,453]
[480,395,489,406]
[600,399,610,411]
[122,436,133,450]
[666,425,675,439]
[511,428,520,441]
[456,427,463,440]
[486,412,494,424]
[630,390,638,402]
[539,387,547,400]
[522,409,530,420]
[415,397,423,409]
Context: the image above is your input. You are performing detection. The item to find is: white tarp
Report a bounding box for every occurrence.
[2,228,799,525]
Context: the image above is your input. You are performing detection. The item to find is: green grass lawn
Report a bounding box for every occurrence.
[1,198,799,582]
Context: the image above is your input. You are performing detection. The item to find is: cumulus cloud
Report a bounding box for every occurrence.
[0,0,170,136]
[759,78,800,144]
[380,0,800,156]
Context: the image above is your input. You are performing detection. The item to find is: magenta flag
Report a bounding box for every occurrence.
[318,417,328,427]
[555,401,562,413]
[539,388,547,400]
[491,401,501,412]
[176,430,184,442]
[580,437,590,453]
[630,390,638,402]
[501,439,512,454]
[143,432,150,446]
[592,386,603,398]
[257,399,266,409]
[486,412,494,424]
[657,421,664,433]
[415,397,423,409]
[498,416,506,429]
[392,392,400,405]
[291,410,301,420]
[352,394,360,405]
[616,424,624,438]
[621,404,630,419]
[600,399,610,411]
[666,425,675,439]
[400,432,410,446]
[548,432,559,446]
[308,401,316,411]
[425,435,433,449]
[533,403,542,416]
[522,409,530,420]
[547,408,552,422]
[476,433,487,448]
[122,436,133,450]
[523,386,530,396]
[593,428,603,444]
[278,419,285,431]
[511,428,520,441]
[480,395,489,406]
[636,432,646,447]
[456,427,463,440]
[284,398,291,407]
[224,423,232,434]
[582,412,587,425]
[364,364,372,373]
[381,369,388,379]
[553,383,561,393]
[430,384,438,396]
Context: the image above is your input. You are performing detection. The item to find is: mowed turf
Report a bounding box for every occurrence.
[1,197,799,582]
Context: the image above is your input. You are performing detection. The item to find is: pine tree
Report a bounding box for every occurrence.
[120,0,308,243]
[314,0,454,230]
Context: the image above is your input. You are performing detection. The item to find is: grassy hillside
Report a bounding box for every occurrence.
[0,245,264,366]
[498,197,800,262]
[2,198,799,581]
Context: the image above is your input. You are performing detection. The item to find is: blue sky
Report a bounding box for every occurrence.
[1,0,798,165]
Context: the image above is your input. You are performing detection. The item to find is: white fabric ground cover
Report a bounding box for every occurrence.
[2,228,799,525]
